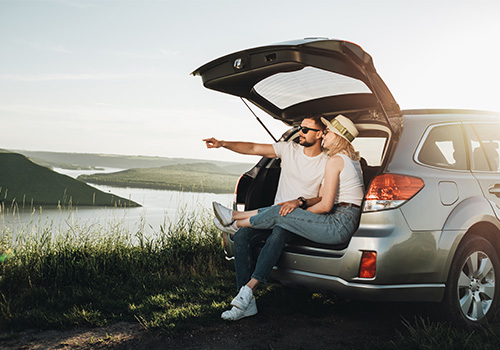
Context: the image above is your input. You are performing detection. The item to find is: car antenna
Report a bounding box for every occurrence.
[240,97,278,142]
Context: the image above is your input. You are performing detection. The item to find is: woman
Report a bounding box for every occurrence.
[214,114,364,321]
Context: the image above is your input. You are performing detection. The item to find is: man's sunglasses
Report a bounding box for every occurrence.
[298,126,320,134]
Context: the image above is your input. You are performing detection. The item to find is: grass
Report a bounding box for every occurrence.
[1,208,500,348]
[0,208,231,334]
[374,317,500,349]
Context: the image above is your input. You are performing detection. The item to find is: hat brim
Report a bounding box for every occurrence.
[321,116,356,143]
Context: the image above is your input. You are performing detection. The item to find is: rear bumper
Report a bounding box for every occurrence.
[222,209,451,303]
[269,267,445,302]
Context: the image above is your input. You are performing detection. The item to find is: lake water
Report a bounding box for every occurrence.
[1,167,234,237]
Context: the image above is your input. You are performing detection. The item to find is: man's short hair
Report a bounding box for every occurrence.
[303,114,326,131]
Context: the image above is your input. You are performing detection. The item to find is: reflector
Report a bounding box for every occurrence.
[359,251,377,278]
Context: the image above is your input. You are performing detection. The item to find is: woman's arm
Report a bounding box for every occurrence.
[307,156,344,214]
[277,196,322,216]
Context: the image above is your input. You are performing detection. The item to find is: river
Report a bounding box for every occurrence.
[1,167,234,237]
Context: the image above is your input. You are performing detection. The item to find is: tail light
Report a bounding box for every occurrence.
[233,174,244,205]
[359,251,377,278]
[364,174,424,212]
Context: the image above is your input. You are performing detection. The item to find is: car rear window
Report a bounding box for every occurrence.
[253,66,371,109]
[417,124,467,170]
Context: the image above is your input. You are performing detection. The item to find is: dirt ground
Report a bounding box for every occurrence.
[0,300,433,350]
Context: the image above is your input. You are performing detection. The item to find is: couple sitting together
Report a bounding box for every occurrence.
[203,114,364,321]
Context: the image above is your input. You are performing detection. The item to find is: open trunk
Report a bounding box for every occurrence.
[234,123,390,253]
[193,38,402,255]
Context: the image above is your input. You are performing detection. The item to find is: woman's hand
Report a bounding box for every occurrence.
[277,199,300,216]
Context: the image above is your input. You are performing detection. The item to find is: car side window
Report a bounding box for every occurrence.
[468,123,500,172]
[417,124,467,170]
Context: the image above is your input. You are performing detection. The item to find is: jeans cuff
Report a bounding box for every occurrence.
[251,273,267,284]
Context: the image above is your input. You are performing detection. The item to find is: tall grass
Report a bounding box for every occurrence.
[2,208,500,348]
[0,208,233,332]
[373,317,500,350]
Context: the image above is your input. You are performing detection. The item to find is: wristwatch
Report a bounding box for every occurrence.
[297,196,307,209]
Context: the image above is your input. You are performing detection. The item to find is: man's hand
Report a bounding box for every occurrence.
[203,137,223,149]
[202,138,277,158]
[277,199,300,216]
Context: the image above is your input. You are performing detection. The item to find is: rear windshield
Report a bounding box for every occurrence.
[254,66,371,109]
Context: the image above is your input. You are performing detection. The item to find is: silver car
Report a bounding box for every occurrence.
[192,38,500,326]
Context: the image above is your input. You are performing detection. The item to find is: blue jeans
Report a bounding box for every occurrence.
[233,226,295,290]
[249,205,361,245]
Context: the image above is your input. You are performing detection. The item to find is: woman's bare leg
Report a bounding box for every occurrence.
[246,278,260,291]
[235,218,252,228]
[232,209,258,221]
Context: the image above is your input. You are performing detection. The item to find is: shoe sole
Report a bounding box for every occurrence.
[221,300,258,321]
[213,218,237,235]
[213,202,233,226]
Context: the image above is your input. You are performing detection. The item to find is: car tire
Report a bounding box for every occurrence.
[442,234,500,327]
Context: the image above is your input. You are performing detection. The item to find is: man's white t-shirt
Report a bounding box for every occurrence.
[272,142,328,204]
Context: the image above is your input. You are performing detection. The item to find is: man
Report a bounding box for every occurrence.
[203,115,327,321]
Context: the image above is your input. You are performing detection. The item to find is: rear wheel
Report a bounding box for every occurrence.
[443,235,500,327]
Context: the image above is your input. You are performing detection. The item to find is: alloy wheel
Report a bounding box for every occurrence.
[457,250,496,321]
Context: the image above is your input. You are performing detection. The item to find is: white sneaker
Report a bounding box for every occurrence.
[213,218,238,234]
[230,285,253,310]
[212,201,234,226]
[221,297,258,321]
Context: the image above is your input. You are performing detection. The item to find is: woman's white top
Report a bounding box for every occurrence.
[334,154,364,206]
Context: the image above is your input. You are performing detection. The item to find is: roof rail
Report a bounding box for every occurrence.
[402,109,499,115]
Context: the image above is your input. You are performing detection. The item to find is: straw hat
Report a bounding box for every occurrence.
[321,114,358,143]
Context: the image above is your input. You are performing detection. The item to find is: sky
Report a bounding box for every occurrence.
[1,0,500,163]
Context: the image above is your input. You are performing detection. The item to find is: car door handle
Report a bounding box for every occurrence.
[489,186,500,197]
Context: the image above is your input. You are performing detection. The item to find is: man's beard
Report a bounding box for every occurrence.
[299,138,315,147]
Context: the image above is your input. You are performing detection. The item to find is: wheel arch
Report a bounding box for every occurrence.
[466,221,500,252]
[438,196,500,286]
[439,219,500,293]
[440,232,500,326]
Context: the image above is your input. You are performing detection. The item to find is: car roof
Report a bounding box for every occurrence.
[192,38,401,129]
[402,109,500,122]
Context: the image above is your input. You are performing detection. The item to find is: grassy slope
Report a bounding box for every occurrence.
[78,162,241,193]
[13,149,254,175]
[0,152,139,207]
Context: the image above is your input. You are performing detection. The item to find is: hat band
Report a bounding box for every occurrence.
[331,119,355,142]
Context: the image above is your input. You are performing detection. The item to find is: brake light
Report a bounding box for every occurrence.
[359,251,377,278]
[364,174,424,211]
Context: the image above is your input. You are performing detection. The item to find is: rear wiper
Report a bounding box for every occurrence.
[240,98,278,142]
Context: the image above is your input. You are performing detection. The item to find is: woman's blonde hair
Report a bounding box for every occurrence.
[325,134,360,161]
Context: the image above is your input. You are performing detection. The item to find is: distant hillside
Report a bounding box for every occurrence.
[12,150,254,175]
[0,152,139,207]
[78,162,241,194]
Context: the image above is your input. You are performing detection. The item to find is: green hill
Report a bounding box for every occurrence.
[77,162,241,194]
[12,149,254,174]
[0,152,139,207]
